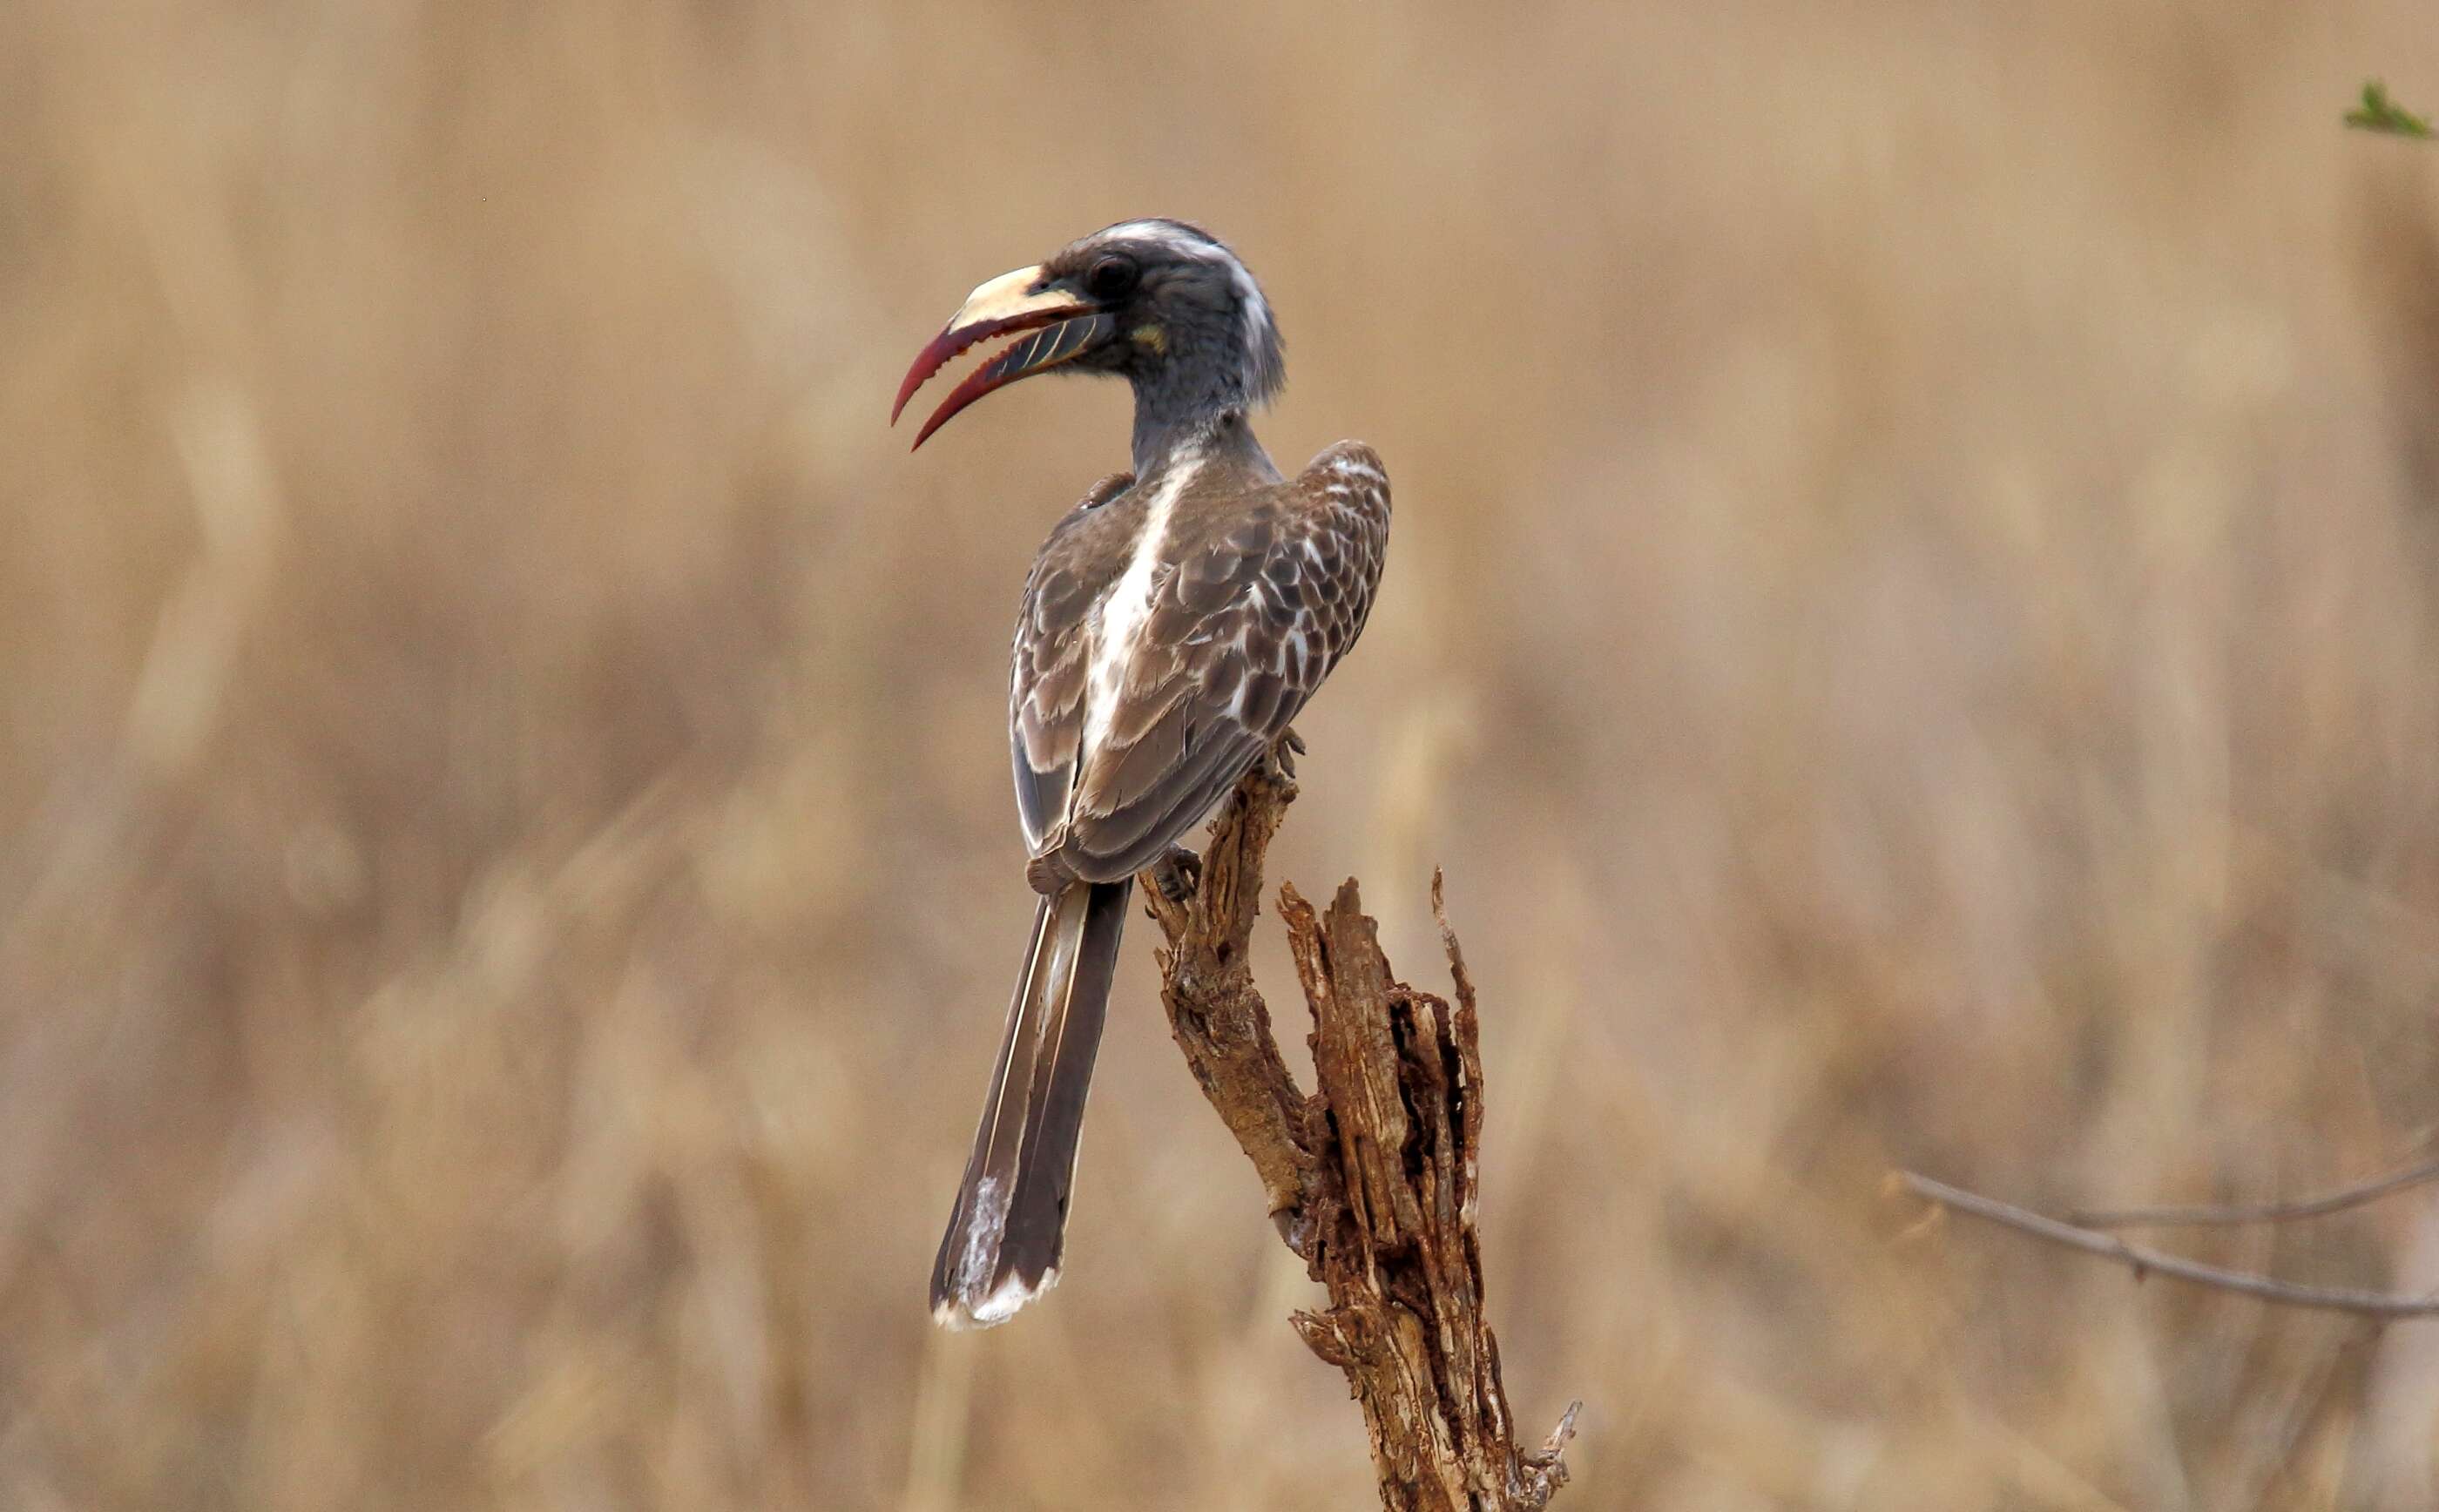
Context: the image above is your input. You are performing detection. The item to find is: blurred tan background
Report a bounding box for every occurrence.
[7,2,2439,1508]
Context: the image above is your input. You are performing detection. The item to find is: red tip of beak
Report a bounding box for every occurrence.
[892,322,988,427]
[892,304,1098,447]
[907,356,1000,450]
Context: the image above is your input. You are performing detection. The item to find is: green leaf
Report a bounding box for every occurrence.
[2347,78,2433,138]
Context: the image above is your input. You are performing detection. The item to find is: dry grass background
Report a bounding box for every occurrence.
[7,2,2439,1508]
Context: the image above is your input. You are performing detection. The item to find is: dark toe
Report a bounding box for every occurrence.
[1151,845,1203,901]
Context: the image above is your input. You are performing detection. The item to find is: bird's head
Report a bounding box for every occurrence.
[894,219,1284,451]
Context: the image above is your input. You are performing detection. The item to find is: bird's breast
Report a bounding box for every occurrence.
[1079,459,1201,758]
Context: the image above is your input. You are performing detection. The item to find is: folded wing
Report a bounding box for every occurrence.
[1012,443,1389,882]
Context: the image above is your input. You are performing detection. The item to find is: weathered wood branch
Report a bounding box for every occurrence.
[1142,757,1578,1511]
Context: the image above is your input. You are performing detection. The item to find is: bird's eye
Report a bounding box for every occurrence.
[1084,256,1138,300]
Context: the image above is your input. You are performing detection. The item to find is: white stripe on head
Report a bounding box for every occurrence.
[1097,219,1224,257]
[1227,262,1271,382]
[1091,220,1279,402]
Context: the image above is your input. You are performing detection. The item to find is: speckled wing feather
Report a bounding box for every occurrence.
[1010,471,1137,852]
[1019,442,1389,882]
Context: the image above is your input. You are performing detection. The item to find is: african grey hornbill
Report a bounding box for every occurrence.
[895,219,1391,1328]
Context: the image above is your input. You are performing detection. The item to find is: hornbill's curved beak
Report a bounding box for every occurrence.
[893,265,1118,449]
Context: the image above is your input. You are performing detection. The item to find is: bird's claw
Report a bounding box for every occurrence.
[1152,845,1203,902]
[1267,727,1305,781]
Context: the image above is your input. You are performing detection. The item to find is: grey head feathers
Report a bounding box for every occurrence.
[1044,219,1286,457]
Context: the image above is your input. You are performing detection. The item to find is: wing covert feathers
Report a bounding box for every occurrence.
[1009,442,1388,885]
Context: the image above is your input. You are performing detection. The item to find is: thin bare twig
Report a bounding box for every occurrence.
[1898,1171,2439,1320]
[2067,1157,2439,1230]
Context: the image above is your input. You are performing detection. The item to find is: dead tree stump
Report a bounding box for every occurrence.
[1141,758,1578,1511]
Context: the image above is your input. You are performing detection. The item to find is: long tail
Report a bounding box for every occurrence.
[929,878,1131,1328]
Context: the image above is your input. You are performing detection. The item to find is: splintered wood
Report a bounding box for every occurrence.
[1142,759,1578,1512]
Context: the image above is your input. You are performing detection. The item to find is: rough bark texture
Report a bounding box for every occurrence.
[1142,759,1578,1511]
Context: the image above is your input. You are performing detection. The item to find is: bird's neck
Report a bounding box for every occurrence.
[1128,355,1280,480]
[1131,402,1279,483]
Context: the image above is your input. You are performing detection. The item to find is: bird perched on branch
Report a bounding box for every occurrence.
[895,220,1391,1327]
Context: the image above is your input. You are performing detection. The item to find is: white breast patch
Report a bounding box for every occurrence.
[1081,458,1203,763]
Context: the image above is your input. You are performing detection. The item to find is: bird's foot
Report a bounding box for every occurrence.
[1151,845,1203,902]
[1265,726,1306,783]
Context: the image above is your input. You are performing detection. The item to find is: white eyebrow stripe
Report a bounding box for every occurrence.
[1231,262,1271,378]
[1099,219,1222,258]
[1088,219,1275,397]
